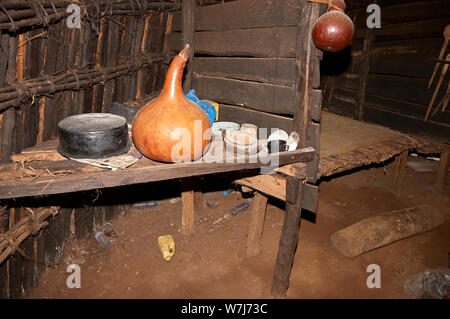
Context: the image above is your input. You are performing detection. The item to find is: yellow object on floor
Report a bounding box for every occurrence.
[158,235,175,261]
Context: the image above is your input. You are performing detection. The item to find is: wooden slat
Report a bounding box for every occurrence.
[218,104,293,133]
[365,94,450,124]
[354,17,450,42]
[194,57,295,86]
[172,0,298,32]
[166,27,297,58]
[363,105,450,141]
[351,0,450,28]
[333,72,449,107]
[193,75,295,115]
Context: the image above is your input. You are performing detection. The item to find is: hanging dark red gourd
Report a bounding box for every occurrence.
[132,44,211,163]
[312,1,354,53]
[326,0,346,12]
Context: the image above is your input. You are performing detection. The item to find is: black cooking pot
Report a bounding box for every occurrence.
[57,113,131,159]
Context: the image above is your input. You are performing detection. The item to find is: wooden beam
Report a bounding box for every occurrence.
[172,0,298,32]
[166,27,297,58]
[311,89,322,121]
[292,1,319,147]
[193,75,296,115]
[194,57,296,86]
[271,175,304,298]
[246,192,268,257]
[355,28,374,120]
[350,0,450,29]
[354,17,450,42]
[182,0,195,93]
[218,104,293,133]
[306,122,320,183]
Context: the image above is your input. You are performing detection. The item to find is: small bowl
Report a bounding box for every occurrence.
[224,130,259,156]
[268,129,289,142]
[211,121,240,137]
[240,123,258,138]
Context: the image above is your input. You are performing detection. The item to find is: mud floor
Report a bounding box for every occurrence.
[28,155,449,298]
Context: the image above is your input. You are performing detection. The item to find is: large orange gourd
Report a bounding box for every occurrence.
[132,44,211,162]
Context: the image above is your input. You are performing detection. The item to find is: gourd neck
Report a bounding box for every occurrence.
[161,46,189,100]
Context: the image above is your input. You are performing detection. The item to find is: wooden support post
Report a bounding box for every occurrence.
[271,176,304,298]
[393,150,408,194]
[293,0,317,146]
[436,151,449,189]
[181,178,195,236]
[355,27,374,120]
[246,192,268,257]
[182,0,195,93]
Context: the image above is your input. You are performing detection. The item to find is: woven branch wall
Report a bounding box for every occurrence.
[0,0,177,299]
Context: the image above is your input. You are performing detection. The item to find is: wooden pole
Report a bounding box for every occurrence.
[181,178,195,236]
[271,176,305,298]
[393,150,408,194]
[246,192,268,257]
[355,28,374,120]
[182,0,195,93]
[436,151,449,189]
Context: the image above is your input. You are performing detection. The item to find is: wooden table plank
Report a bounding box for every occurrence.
[0,147,314,199]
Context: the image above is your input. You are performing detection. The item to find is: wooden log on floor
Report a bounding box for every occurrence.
[436,151,449,189]
[181,178,195,236]
[393,150,408,194]
[271,175,304,298]
[246,192,268,257]
[330,205,445,258]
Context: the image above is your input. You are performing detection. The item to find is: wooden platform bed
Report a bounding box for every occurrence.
[1,112,447,298]
[0,0,449,299]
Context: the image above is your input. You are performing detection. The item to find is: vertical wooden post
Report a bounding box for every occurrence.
[246,192,268,257]
[436,151,449,189]
[181,178,195,236]
[292,0,316,146]
[272,176,305,298]
[355,27,374,120]
[393,151,408,194]
[182,0,195,93]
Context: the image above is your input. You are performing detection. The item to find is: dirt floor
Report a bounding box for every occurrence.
[28,155,449,299]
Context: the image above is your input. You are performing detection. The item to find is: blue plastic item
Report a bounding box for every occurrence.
[185,89,216,125]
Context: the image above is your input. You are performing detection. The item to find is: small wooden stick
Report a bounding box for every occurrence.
[425,53,450,121]
[428,25,450,89]
[430,83,450,118]
[442,82,450,111]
